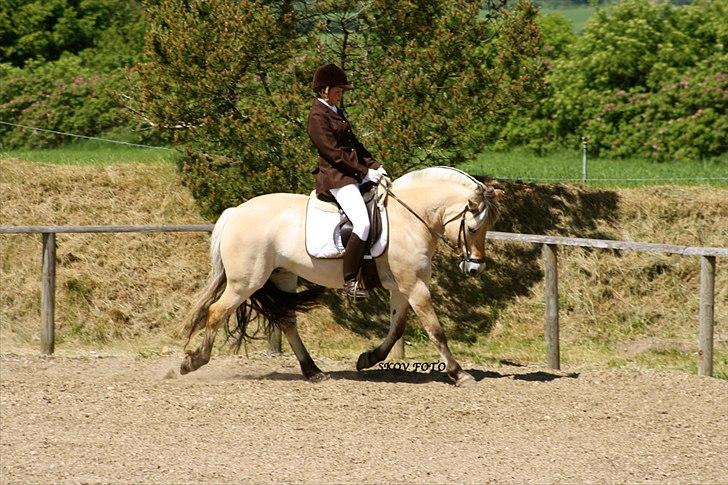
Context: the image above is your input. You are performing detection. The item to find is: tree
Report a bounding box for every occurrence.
[0,0,144,67]
[497,0,728,160]
[0,0,148,148]
[136,0,546,218]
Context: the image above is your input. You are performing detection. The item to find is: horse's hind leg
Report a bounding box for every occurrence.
[180,283,247,375]
[270,270,328,383]
[356,289,409,371]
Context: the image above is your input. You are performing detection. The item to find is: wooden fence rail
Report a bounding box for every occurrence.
[1,225,725,376]
[485,231,726,377]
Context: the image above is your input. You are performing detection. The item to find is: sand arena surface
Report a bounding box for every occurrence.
[1,352,727,484]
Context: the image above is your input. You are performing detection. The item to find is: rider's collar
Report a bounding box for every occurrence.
[317,98,338,114]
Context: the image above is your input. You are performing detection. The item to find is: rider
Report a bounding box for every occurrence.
[307,63,387,300]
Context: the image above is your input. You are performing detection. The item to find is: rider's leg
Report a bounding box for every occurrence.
[330,183,370,300]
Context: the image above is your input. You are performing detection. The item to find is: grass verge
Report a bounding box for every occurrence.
[1,140,179,166]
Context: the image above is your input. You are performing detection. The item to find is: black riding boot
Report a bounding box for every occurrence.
[342,233,369,301]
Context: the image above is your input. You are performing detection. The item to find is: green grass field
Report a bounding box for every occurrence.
[540,3,596,32]
[461,149,728,187]
[1,140,179,166]
[4,142,726,187]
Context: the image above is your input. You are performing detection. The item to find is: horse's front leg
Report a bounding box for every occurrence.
[356,289,409,371]
[280,323,328,382]
[408,281,474,387]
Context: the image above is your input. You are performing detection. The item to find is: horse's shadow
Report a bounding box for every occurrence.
[242,368,579,385]
[326,181,620,343]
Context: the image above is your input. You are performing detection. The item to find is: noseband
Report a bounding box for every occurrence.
[385,187,487,266]
[444,205,487,266]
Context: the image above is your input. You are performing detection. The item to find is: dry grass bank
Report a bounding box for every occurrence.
[1,158,726,376]
[0,159,209,352]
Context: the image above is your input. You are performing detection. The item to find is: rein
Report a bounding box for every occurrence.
[383,184,486,265]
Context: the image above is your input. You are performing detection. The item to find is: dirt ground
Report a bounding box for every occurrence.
[1,351,727,484]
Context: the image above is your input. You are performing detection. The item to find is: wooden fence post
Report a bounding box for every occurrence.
[268,327,282,354]
[543,244,560,370]
[698,256,715,377]
[41,232,56,355]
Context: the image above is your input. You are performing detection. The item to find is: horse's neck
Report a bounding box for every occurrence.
[393,183,464,229]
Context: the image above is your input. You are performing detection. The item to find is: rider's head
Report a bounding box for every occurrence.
[312,63,353,106]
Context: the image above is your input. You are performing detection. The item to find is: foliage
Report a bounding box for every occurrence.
[492,12,575,153]
[0,0,149,149]
[138,0,546,217]
[0,57,148,148]
[0,0,144,68]
[497,0,728,161]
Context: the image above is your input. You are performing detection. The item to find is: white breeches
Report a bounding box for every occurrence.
[330,183,370,240]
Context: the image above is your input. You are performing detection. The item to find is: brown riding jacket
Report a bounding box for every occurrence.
[307,99,380,195]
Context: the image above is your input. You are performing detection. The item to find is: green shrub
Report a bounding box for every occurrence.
[0,56,146,148]
[498,0,728,161]
[0,0,148,149]
[0,0,143,67]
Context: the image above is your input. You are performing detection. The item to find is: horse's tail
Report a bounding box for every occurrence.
[182,207,234,347]
[225,279,326,353]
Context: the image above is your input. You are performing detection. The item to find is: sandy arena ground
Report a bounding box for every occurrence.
[1,351,727,484]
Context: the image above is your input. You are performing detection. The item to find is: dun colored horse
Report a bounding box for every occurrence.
[181,167,502,386]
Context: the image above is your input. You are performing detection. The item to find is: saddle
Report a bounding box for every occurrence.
[305,183,389,259]
[305,183,389,290]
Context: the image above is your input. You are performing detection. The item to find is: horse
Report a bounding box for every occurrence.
[180,166,503,386]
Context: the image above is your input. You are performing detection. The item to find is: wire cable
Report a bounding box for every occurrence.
[0,121,174,151]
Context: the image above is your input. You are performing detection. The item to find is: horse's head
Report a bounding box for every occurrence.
[444,182,504,276]
[391,166,503,275]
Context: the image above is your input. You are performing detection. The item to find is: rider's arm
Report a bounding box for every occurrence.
[350,132,380,170]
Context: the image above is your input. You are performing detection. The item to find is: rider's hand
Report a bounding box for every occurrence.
[376,166,388,176]
[367,168,383,183]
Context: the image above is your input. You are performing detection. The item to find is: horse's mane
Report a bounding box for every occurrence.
[393,166,483,191]
[393,166,501,228]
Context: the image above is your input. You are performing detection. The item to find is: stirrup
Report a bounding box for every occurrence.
[343,280,368,301]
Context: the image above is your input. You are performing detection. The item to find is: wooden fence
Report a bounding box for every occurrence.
[0,225,725,376]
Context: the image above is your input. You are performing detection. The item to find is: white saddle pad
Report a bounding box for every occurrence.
[305,189,389,259]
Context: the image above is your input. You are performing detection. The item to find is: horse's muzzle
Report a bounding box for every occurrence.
[459,260,486,276]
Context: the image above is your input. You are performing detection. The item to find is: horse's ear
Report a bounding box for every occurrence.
[481,186,504,200]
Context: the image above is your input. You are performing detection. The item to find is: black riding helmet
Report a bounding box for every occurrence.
[312,63,353,92]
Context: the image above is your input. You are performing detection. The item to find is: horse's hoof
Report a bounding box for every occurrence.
[180,353,200,375]
[307,372,330,383]
[356,351,372,372]
[455,372,476,387]
[179,357,193,375]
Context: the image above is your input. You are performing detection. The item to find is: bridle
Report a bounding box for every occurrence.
[384,184,487,266]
